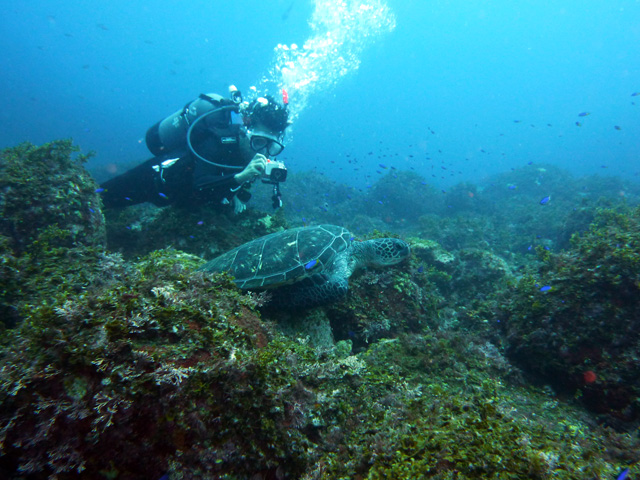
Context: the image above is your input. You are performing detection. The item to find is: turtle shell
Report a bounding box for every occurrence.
[200,224,352,289]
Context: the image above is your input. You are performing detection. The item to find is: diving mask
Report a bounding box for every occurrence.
[248,130,285,157]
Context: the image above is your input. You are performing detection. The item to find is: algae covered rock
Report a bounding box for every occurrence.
[410,237,456,269]
[0,140,106,319]
[0,249,316,478]
[0,140,105,253]
[501,206,640,425]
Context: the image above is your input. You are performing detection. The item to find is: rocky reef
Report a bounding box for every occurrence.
[500,206,640,427]
[1,141,639,479]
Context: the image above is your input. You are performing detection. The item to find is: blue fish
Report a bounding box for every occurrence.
[614,125,622,130]
[631,92,640,97]
[540,196,551,205]
[158,192,168,199]
[304,259,318,270]
[578,112,590,117]
[616,467,629,480]
[540,285,552,292]
[95,187,105,193]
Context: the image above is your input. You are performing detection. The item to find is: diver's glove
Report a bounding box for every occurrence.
[233,195,247,215]
[234,154,266,184]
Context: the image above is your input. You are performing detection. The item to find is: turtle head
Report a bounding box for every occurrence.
[367,238,411,267]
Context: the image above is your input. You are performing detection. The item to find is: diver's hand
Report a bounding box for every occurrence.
[233,195,247,215]
[234,154,267,184]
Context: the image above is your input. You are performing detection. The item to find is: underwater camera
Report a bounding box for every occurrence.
[263,159,287,184]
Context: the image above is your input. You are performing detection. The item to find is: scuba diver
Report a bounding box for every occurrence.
[100,86,290,214]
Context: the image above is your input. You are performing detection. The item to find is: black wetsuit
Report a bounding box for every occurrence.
[100,106,250,209]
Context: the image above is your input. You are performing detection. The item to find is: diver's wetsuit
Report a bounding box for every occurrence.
[100,105,250,209]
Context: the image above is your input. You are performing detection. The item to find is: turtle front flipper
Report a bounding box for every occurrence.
[270,273,348,308]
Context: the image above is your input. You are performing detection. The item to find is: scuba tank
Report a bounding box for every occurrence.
[145,91,239,157]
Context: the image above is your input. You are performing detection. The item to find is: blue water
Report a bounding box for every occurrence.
[1,0,639,190]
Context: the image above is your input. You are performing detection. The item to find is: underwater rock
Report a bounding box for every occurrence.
[0,140,105,253]
[500,206,640,427]
[410,237,456,269]
[363,170,442,223]
[446,248,514,298]
[105,202,285,259]
[0,141,106,319]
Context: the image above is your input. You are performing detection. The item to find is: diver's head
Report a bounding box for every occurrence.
[241,95,290,157]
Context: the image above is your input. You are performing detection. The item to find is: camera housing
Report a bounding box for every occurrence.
[262,159,287,183]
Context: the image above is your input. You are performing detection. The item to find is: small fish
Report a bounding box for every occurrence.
[578,112,590,117]
[575,121,582,127]
[614,125,622,130]
[304,259,318,270]
[539,285,552,292]
[378,164,387,169]
[631,92,640,97]
[95,187,105,193]
[527,245,533,251]
[197,221,204,226]
[508,185,517,190]
[616,467,629,480]
[540,195,551,205]
[417,266,424,273]
[158,192,168,199]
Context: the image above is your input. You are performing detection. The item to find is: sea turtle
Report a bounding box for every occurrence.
[199,224,410,308]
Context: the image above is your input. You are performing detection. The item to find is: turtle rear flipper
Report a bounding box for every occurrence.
[270,274,348,308]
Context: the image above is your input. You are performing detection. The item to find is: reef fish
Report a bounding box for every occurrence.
[304,259,319,270]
